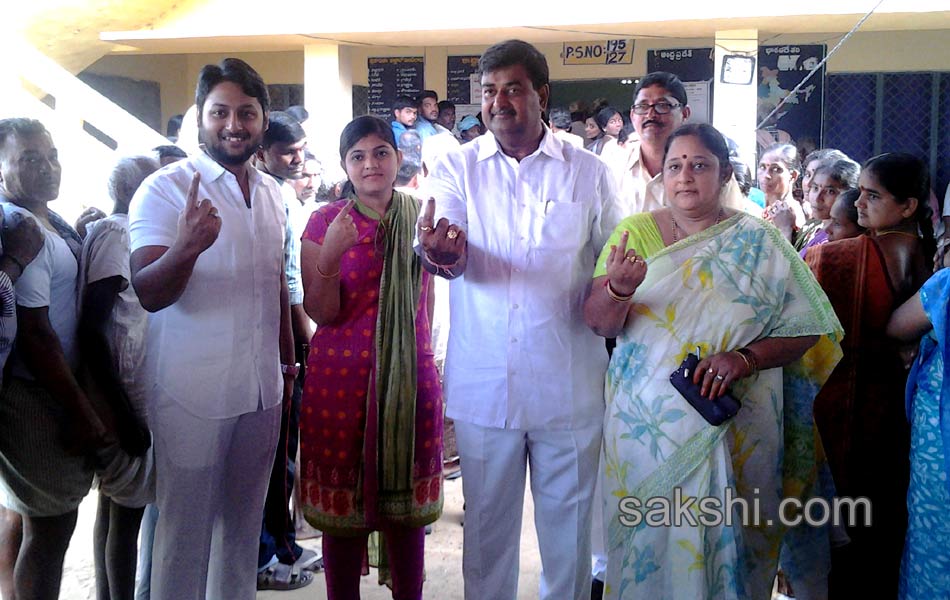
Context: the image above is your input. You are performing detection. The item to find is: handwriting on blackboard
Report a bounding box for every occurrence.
[368,57,424,118]
[447,56,480,105]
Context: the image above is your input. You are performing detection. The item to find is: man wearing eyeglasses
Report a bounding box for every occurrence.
[613,72,691,213]
[612,71,750,215]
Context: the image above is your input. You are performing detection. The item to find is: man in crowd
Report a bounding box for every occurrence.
[253,110,320,590]
[79,155,159,600]
[390,95,419,142]
[128,58,293,599]
[419,39,623,600]
[548,107,584,148]
[0,118,108,600]
[457,115,482,143]
[437,100,457,132]
[613,71,748,214]
[414,90,441,140]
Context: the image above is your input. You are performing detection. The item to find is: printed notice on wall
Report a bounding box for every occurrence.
[367,57,424,118]
[562,40,634,65]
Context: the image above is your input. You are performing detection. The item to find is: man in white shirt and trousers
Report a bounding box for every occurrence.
[128,58,294,600]
[418,39,623,600]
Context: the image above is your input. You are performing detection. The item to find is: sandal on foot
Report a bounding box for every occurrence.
[294,547,323,572]
[257,563,314,591]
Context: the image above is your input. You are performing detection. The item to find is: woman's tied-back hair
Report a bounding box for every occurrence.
[478,40,549,91]
[338,116,398,198]
[863,152,935,256]
[813,157,860,190]
[835,188,865,232]
[594,107,620,132]
[195,58,269,116]
[761,142,802,177]
[663,123,734,185]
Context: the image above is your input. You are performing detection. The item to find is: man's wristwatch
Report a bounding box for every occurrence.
[281,362,301,377]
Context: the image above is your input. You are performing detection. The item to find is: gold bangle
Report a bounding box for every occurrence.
[604,280,634,303]
[735,347,759,377]
[315,263,340,279]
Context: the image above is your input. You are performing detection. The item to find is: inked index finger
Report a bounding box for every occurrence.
[423,197,436,224]
[186,172,201,210]
[333,198,355,221]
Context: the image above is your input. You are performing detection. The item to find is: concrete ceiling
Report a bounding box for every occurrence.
[13,0,950,70]
[100,12,950,54]
[13,0,199,73]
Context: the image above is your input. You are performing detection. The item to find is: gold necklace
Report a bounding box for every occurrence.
[672,208,724,243]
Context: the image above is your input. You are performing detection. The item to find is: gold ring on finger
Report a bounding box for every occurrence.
[420,225,433,232]
[447,229,459,239]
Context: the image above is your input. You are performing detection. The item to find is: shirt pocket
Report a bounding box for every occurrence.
[530,201,586,252]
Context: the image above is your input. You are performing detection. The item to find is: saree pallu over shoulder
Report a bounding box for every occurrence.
[805,234,910,597]
[603,213,841,600]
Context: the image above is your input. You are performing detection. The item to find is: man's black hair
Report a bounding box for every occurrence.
[195,58,269,116]
[478,40,549,90]
[633,72,688,106]
[262,111,306,148]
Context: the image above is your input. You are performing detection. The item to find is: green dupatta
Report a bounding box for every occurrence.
[349,189,422,515]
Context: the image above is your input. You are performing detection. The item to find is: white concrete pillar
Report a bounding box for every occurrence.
[712,29,758,168]
[304,43,353,180]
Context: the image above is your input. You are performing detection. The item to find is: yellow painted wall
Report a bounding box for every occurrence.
[345,30,950,87]
[87,29,950,125]
[86,50,304,125]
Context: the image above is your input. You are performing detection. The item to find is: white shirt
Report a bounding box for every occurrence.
[1,202,79,380]
[129,151,286,419]
[422,128,623,430]
[79,214,150,417]
[553,129,584,149]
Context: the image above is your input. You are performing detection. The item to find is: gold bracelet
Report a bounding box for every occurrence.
[735,347,759,377]
[604,280,634,303]
[315,263,340,279]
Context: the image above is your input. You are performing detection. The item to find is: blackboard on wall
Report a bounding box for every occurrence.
[367,57,424,118]
[446,56,480,104]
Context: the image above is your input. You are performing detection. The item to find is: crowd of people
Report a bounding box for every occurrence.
[0,37,946,600]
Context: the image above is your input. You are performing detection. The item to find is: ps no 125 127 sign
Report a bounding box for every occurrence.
[563,40,634,65]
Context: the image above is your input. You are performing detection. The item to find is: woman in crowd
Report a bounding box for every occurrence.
[584,107,622,156]
[887,269,950,599]
[804,152,934,598]
[584,123,842,599]
[823,188,866,243]
[299,115,442,600]
[796,157,860,256]
[759,142,806,242]
[801,148,846,214]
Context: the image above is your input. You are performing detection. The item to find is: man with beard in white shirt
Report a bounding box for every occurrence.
[128,58,294,600]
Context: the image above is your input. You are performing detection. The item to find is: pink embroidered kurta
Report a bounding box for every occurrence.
[300,199,443,535]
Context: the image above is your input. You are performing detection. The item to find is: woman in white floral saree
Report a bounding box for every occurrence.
[584,123,843,600]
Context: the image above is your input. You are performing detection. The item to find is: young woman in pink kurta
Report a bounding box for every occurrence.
[299,116,442,600]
